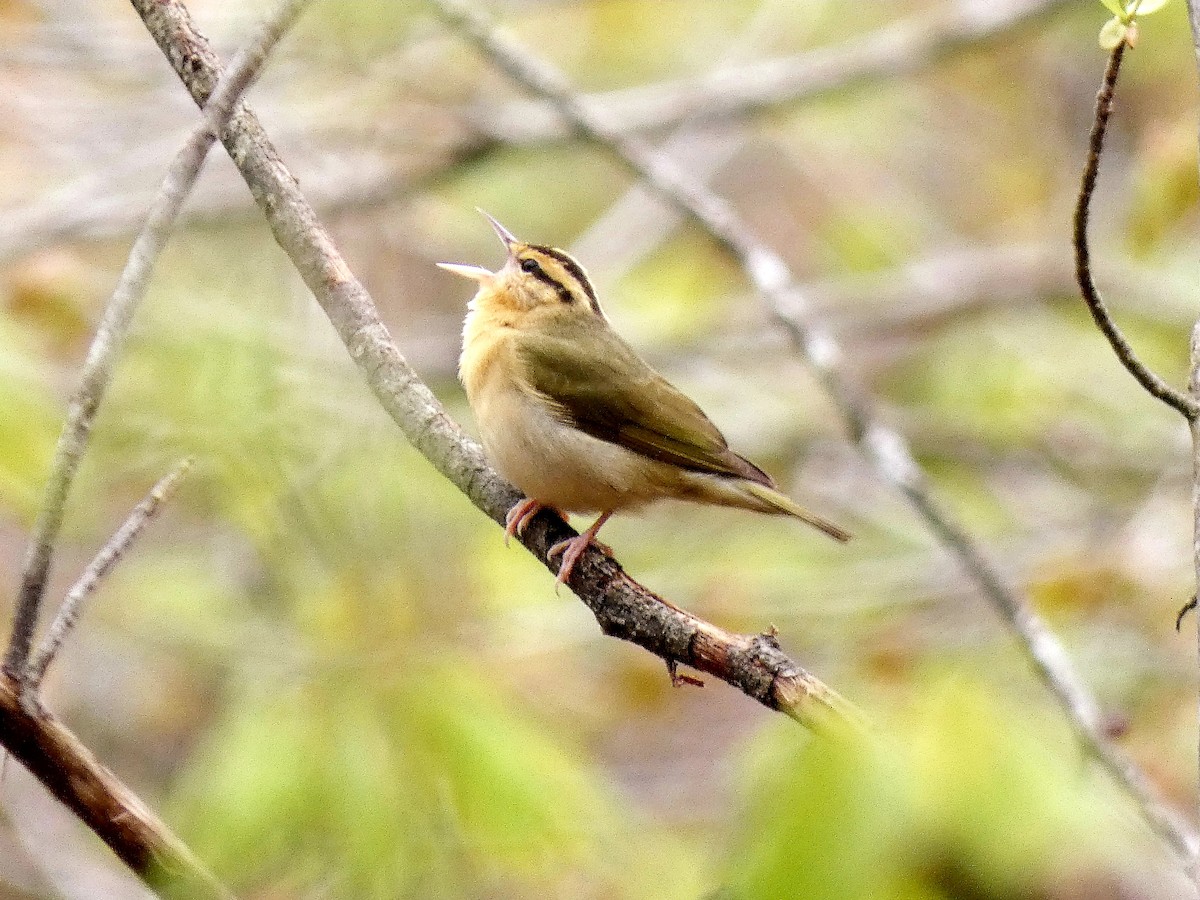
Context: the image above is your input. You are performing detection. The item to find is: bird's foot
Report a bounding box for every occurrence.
[547,534,595,586]
[504,499,545,547]
[547,512,613,587]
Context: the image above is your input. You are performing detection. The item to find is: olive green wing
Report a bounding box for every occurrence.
[516,323,772,486]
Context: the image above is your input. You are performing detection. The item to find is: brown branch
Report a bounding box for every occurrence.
[1073,41,1199,421]
[427,0,1199,865]
[124,0,864,737]
[0,675,232,899]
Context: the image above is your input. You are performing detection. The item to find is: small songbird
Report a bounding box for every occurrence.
[440,212,849,586]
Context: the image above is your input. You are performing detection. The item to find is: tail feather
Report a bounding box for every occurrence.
[742,482,851,543]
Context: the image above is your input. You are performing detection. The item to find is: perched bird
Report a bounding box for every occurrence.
[440,212,849,586]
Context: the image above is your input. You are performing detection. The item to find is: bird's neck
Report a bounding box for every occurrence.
[459,298,516,401]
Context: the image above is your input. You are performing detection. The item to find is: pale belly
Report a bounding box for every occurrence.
[475,382,670,513]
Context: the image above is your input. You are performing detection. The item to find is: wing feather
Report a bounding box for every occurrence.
[516,319,773,486]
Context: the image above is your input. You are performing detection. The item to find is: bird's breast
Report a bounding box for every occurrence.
[460,320,668,513]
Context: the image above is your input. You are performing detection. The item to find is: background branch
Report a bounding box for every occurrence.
[4,0,313,679]
[27,457,193,688]
[124,0,863,736]
[427,0,1198,865]
[0,0,309,894]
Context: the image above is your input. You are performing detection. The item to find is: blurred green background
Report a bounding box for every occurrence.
[0,0,1197,896]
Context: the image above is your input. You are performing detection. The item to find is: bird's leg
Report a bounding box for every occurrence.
[547,511,613,586]
[504,498,544,546]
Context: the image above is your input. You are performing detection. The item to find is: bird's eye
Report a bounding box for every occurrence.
[520,258,542,275]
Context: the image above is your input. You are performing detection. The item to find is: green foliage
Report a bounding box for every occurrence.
[169,661,703,899]
[726,680,1134,900]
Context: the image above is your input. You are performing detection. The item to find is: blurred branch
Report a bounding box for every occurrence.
[124,0,865,737]
[27,458,194,688]
[0,0,1069,267]
[4,0,310,679]
[0,2,308,895]
[471,0,1072,143]
[428,0,1199,866]
[1072,41,1198,421]
[1189,323,1200,890]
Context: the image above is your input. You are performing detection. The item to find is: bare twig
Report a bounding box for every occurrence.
[26,458,194,688]
[1189,324,1200,891]
[1184,1,1200,887]
[1073,41,1199,421]
[4,0,311,679]
[427,0,1199,864]
[125,0,865,737]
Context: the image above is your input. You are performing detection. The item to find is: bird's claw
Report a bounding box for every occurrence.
[504,499,544,547]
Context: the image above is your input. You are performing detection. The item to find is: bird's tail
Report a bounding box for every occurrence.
[741,482,851,543]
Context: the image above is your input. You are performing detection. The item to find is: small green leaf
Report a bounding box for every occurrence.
[1130,0,1170,15]
[1099,16,1127,48]
[1098,0,1125,16]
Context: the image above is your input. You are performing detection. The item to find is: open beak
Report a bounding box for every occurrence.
[436,262,494,282]
[477,208,519,254]
[438,210,521,283]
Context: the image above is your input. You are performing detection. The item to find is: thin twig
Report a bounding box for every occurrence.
[26,458,194,688]
[427,0,1199,865]
[125,0,865,738]
[1073,41,1199,421]
[1184,2,1200,889]
[4,0,312,679]
[1189,323,1200,893]
[0,0,1070,268]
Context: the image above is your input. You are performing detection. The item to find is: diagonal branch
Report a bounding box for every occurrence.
[0,675,232,899]
[27,458,194,688]
[425,0,1198,865]
[0,2,309,895]
[5,0,313,679]
[124,0,864,737]
[1073,41,1198,421]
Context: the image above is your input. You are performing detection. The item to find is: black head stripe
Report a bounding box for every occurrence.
[526,263,574,303]
[530,245,597,303]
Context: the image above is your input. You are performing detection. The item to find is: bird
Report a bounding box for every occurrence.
[439,211,849,587]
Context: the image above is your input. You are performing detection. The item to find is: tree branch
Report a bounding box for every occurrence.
[1183,2,1200,888]
[426,0,1198,865]
[0,675,232,900]
[123,0,864,737]
[5,0,313,679]
[0,2,309,894]
[1073,41,1199,421]
[27,458,194,688]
